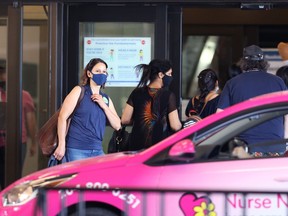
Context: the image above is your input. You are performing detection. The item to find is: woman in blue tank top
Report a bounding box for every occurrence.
[53,58,121,162]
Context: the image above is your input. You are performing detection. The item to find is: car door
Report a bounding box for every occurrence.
[156,103,288,216]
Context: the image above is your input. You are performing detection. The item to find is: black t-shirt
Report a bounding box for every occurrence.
[185,95,220,119]
[127,87,177,150]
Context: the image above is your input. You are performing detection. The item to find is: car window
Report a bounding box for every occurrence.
[146,104,288,166]
[193,105,288,161]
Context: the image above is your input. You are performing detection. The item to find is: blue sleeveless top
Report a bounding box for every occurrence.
[66,85,109,150]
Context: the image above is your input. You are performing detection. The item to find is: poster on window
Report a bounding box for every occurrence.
[84,37,151,87]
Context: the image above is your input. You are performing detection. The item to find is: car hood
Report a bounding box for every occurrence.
[3,151,137,192]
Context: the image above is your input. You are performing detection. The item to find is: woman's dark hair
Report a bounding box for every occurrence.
[197,69,218,105]
[80,58,108,87]
[135,59,172,88]
[237,58,269,71]
[228,63,242,79]
[276,65,288,88]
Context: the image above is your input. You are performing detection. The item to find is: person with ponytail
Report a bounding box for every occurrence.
[185,68,220,119]
[121,59,182,151]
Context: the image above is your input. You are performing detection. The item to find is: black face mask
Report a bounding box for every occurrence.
[162,74,173,88]
[0,81,6,90]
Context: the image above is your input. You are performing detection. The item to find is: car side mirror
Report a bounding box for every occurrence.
[168,139,195,161]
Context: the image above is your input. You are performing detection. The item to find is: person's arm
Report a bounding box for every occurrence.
[91,94,121,131]
[185,98,193,117]
[26,111,37,156]
[121,104,134,125]
[54,86,81,160]
[166,92,182,131]
[168,110,182,131]
[103,97,121,130]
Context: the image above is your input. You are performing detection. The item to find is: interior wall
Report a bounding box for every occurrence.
[183,8,288,25]
[181,7,288,118]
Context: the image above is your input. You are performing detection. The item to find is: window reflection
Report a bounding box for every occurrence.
[22,5,48,176]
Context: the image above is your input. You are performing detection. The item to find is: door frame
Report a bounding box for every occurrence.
[65,3,182,107]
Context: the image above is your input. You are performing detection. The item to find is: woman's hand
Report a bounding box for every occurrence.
[232,146,252,159]
[91,94,107,109]
[53,144,66,161]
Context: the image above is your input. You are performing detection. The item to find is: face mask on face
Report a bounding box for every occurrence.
[92,73,107,86]
[162,74,173,88]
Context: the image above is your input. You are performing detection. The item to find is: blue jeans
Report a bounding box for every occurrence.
[65,147,104,162]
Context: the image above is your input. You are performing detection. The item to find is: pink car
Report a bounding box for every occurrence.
[1,91,288,216]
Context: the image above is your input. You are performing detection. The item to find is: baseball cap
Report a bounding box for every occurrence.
[243,45,264,61]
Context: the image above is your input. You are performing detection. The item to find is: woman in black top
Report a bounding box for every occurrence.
[185,69,220,119]
[121,59,182,151]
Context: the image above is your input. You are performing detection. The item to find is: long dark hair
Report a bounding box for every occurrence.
[196,69,218,112]
[135,59,172,88]
[80,58,108,87]
[237,58,269,71]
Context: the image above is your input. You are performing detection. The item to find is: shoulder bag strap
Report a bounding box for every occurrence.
[68,86,85,119]
[192,96,203,114]
[199,92,219,116]
[192,97,195,107]
[198,100,208,116]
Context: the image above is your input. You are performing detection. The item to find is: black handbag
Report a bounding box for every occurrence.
[48,155,67,167]
[108,126,130,153]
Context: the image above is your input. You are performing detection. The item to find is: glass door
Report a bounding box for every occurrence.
[66,4,173,151]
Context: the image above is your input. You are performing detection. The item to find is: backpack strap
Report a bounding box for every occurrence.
[198,92,219,116]
[191,96,195,108]
[68,85,85,119]
[76,85,85,108]
[191,96,208,116]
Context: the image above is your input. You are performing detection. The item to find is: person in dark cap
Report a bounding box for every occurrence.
[243,44,264,61]
[217,44,287,157]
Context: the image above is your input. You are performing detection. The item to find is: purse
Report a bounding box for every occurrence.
[47,155,67,167]
[184,97,207,128]
[37,86,85,157]
[108,126,130,153]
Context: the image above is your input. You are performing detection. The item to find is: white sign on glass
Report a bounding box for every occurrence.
[84,37,151,87]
